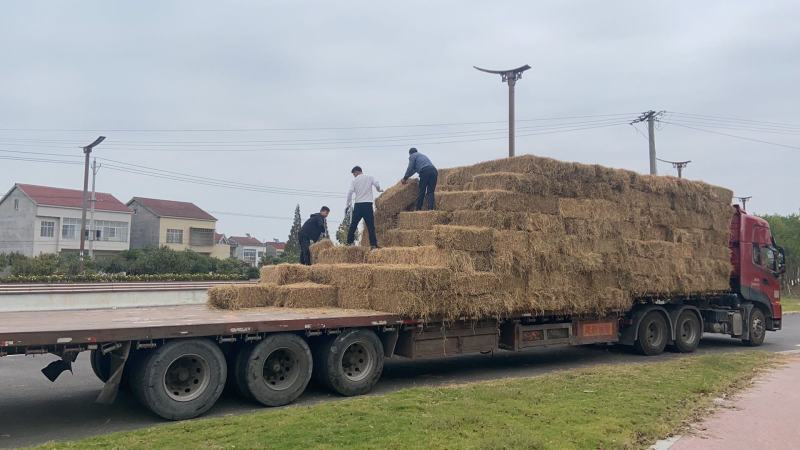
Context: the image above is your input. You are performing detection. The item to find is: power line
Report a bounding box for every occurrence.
[0,113,637,133]
[660,121,800,151]
[666,112,800,130]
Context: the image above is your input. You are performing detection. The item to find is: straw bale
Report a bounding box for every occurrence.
[558,198,631,221]
[275,283,337,308]
[366,245,447,266]
[437,190,559,214]
[259,264,311,285]
[207,284,277,310]
[337,288,371,309]
[433,225,494,252]
[310,239,335,263]
[452,272,503,295]
[316,245,369,264]
[397,210,451,229]
[384,229,436,247]
[374,179,418,212]
[309,264,373,289]
[370,265,451,291]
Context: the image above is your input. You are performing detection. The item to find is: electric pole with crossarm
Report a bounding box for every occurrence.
[474,64,531,158]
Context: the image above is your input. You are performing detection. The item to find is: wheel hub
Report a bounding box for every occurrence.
[262,348,299,391]
[341,341,374,382]
[163,354,210,402]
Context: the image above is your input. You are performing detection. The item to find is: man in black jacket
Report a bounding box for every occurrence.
[298,206,330,265]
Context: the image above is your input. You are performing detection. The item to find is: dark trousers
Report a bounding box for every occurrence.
[299,235,312,265]
[347,202,378,246]
[416,166,438,210]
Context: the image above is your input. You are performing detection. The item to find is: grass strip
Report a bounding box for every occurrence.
[782,296,800,313]
[37,351,777,450]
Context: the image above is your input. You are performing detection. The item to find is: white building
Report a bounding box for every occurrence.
[228,234,267,267]
[0,183,132,257]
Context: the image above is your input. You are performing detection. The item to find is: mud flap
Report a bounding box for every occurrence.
[95,341,131,405]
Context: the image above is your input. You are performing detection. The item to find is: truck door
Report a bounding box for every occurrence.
[748,225,782,321]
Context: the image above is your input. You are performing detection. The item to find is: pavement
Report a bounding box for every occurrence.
[0,315,798,449]
[667,355,800,450]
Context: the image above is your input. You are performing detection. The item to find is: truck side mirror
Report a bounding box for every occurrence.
[777,247,786,275]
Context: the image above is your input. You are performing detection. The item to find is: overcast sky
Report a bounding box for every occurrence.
[1,1,798,241]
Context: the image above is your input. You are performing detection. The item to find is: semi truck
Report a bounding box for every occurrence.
[0,206,785,420]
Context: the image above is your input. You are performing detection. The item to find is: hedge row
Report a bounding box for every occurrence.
[0,272,249,284]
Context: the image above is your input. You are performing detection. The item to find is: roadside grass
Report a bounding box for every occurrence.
[782,296,800,313]
[38,352,777,450]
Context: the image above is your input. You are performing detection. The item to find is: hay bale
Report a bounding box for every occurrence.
[337,288,371,309]
[452,272,502,295]
[366,245,448,266]
[275,282,337,308]
[207,284,277,310]
[259,264,311,285]
[309,264,373,289]
[433,225,494,252]
[384,229,436,247]
[370,265,451,291]
[310,239,335,263]
[397,210,450,229]
[316,245,369,264]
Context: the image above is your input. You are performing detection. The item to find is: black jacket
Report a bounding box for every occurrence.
[299,213,327,241]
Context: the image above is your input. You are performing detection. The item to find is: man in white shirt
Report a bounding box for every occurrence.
[345,165,383,248]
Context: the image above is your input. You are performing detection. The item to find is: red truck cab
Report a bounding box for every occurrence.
[730,205,785,330]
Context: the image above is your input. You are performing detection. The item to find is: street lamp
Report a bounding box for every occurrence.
[474,64,531,157]
[79,136,106,270]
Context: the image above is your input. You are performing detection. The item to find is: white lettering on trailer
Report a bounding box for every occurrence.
[2,340,15,347]
[371,320,387,326]
[230,327,251,333]
[56,337,72,343]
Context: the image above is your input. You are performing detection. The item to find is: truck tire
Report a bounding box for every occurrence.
[634,311,668,356]
[742,307,766,347]
[130,339,227,420]
[314,329,383,397]
[90,349,111,382]
[235,334,312,407]
[671,310,702,353]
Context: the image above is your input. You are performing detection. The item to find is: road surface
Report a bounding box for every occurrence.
[1,315,798,448]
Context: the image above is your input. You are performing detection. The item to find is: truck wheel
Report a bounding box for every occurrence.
[90,349,111,382]
[742,307,766,347]
[634,311,668,356]
[130,339,227,420]
[235,334,312,407]
[672,310,702,353]
[314,329,383,397]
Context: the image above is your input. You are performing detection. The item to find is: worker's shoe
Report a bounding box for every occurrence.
[370,245,381,250]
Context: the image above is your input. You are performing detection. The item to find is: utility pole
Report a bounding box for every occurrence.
[656,158,691,179]
[631,110,664,175]
[474,64,531,157]
[79,136,106,271]
[88,158,102,259]
[735,196,752,212]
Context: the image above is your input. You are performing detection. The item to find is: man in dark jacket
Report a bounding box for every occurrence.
[298,206,330,265]
[401,147,438,210]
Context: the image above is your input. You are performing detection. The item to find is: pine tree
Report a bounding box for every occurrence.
[283,204,302,261]
[336,207,359,244]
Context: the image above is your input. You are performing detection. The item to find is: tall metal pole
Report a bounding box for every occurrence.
[508,77,516,157]
[78,136,106,271]
[88,158,101,259]
[474,65,530,158]
[647,114,657,175]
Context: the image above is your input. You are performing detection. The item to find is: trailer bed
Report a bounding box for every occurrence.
[0,304,400,351]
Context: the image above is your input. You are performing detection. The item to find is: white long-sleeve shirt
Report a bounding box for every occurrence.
[346,174,382,207]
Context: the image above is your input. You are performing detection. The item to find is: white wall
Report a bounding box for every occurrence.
[0,188,35,256]
[32,206,132,255]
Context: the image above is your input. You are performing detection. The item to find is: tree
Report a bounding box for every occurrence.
[283,204,302,262]
[336,207,358,244]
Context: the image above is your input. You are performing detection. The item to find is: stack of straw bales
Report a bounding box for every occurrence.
[209,154,734,321]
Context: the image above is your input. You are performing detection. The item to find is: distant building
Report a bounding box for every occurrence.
[266,239,286,255]
[127,197,217,255]
[228,234,267,267]
[211,232,233,259]
[0,183,132,257]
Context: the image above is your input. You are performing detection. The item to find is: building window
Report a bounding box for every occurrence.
[94,220,129,242]
[40,220,55,238]
[62,218,80,240]
[14,199,19,210]
[243,249,257,265]
[189,228,214,246]
[166,229,183,244]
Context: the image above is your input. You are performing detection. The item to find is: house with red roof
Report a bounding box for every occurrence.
[228,234,268,266]
[266,239,286,255]
[0,183,132,257]
[127,197,219,255]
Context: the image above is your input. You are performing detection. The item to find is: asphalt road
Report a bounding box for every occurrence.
[2,315,798,449]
